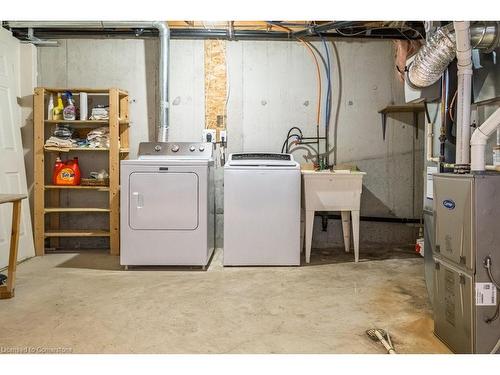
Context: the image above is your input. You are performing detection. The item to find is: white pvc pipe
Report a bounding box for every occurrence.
[470,107,500,172]
[454,21,473,166]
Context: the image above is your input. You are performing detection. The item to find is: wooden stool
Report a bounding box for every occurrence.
[0,194,26,299]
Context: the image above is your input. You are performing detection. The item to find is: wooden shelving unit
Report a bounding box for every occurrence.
[33,87,130,256]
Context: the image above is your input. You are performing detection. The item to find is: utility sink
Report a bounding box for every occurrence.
[301,169,365,263]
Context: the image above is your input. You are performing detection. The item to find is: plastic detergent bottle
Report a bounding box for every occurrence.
[53,93,64,121]
[63,91,76,120]
[53,157,81,186]
[47,94,54,120]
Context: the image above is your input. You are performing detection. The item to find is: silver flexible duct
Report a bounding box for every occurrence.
[407,25,456,88]
[407,22,500,89]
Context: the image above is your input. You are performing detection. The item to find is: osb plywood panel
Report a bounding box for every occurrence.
[204,40,227,133]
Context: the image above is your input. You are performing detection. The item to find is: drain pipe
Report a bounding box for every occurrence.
[152,21,170,142]
[453,21,473,169]
[470,107,500,173]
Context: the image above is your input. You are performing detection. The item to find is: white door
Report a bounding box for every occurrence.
[0,28,35,267]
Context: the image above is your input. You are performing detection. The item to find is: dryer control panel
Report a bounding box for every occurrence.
[138,142,213,159]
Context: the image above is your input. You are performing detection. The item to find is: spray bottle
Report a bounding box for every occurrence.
[53,93,64,121]
[63,91,76,120]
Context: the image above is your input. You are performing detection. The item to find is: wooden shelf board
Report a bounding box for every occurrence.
[44,185,110,191]
[45,120,108,125]
[44,147,129,153]
[44,230,110,238]
[378,104,425,114]
[45,119,129,125]
[44,207,110,213]
[42,88,111,94]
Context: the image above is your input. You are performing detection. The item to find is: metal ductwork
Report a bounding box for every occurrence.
[6,21,170,142]
[151,21,170,142]
[407,25,456,88]
[407,22,500,89]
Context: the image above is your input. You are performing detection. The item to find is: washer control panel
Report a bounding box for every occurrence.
[138,142,213,159]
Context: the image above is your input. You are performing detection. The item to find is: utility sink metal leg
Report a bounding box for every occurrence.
[305,210,315,263]
[341,211,351,253]
[351,210,360,262]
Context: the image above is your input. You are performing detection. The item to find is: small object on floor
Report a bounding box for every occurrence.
[366,328,397,354]
[415,237,424,257]
[0,274,7,286]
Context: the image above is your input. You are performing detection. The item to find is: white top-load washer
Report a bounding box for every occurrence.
[120,142,215,267]
[223,153,301,266]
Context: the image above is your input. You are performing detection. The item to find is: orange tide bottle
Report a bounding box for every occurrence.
[67,157,81,185]
[53,157,81,186]
[52,157,64,185]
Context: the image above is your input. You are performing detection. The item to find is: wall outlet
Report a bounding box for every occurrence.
[220,130,227,143]
[202,129,216,143]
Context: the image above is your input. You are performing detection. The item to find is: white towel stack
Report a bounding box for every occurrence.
[45,136,76,149]
[90,106,109,120]
[87,127,110,148]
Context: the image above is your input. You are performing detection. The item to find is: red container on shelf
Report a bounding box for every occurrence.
[53,157,81,186]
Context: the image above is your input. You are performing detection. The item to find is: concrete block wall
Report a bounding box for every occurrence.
[35,37,423,250]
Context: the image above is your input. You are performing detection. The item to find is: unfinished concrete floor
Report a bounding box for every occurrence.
[0,247,450,354]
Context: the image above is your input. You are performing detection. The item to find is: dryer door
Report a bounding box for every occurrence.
[129,172,199,230]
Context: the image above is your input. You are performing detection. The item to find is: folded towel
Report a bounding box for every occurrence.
[90,107,109,120]
[87,127,110,148]
[45,136,76,148]
[53,124,74,138]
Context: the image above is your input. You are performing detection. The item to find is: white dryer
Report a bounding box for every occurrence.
[120,142,215,267]
[223,153,301,266]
